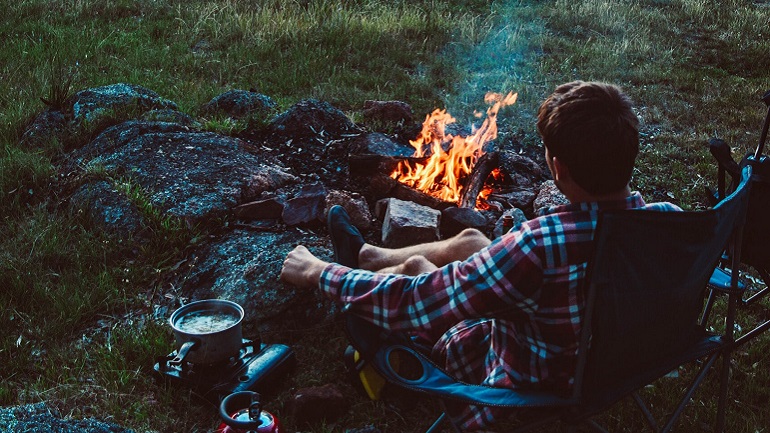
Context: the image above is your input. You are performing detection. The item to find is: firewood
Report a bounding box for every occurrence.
[459,151,499,209]
[367,174,454,211]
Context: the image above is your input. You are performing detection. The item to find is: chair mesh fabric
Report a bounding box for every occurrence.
[582,167,750,402]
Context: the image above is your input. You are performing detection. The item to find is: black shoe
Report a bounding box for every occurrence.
[327,205,365,268]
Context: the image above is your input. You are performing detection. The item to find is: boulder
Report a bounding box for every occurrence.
[381,198,441,247]
[440,207,489,238]
[67,83,176,127]
[19,109,67,148]
[362,100,414,124]
[72,120,297,224]
[283,182,328,226]
[200,89,278,120]
[533,180,569,214]
[69,180,145,239]
[174,228,334,333]
[350,132,414,158]
[324,190,374,231]
[234,197,286,220]
[268,99,359,140]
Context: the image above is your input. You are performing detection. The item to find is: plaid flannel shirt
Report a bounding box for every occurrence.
[320,192,679,430]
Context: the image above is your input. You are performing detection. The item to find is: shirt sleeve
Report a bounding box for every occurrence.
[318,225,544,341]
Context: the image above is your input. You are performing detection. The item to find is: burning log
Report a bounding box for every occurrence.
[459,151,499,209]
[367,173,455,211]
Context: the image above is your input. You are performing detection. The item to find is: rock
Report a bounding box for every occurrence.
[283,182,327,226]
[350,132,414,158]
[489,189,537,212]
[325,190,374,231]
[269,99,359,140]
[139,108,199,127]
[381,198,441,247]
[498,151,545,189]
[0,403,133,433]
[200,89,278,120]
[69,180,145,239]
[19,109,68,148]
[73,120,297,224]
[362,100,414,124]
[177,228,333,333]
[533,180,569,214]
[291,383,348,426]
[234,197,285,220]
[67,83,176,127]
[440,207,489,238]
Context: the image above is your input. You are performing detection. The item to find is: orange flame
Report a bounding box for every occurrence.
[391,92,517,206]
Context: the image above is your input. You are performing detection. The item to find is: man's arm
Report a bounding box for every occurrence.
[280,245,329,288]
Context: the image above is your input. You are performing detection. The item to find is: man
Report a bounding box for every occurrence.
[280,81,679,430]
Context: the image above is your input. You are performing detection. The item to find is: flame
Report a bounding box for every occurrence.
[391,92,517,206]
[476,168,504,210]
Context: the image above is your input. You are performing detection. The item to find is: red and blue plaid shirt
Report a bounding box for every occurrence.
[320,192,679,430]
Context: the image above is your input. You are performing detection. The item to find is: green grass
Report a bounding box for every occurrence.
[1,0,770,431]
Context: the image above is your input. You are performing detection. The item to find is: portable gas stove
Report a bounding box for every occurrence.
[154,339,295,403]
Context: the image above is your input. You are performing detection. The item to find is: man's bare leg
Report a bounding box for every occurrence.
[377,255,439,275]
[358,228,491,272]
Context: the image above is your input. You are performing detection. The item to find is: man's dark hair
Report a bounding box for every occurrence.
[537,81,639,195]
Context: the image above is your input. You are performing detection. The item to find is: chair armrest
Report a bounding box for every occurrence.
[709,267,745,293]
[370,344,577,409]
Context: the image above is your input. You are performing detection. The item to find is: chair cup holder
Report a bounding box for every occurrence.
[384,346,427,384]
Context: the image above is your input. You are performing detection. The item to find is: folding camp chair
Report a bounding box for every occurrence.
[704,90,770,354]
[345,165,752,433]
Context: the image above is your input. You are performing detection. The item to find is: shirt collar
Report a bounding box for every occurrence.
[537,191,647,216]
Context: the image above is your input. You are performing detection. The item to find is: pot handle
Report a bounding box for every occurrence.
[169,340,198,366]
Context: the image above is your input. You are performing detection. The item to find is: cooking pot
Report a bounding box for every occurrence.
[169,299,244,365]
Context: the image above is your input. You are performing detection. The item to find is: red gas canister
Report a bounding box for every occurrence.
[216,391,282,433]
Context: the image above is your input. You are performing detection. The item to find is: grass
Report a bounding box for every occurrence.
[1,0,769,431]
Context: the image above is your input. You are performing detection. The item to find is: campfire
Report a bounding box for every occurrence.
[390,92,518,209]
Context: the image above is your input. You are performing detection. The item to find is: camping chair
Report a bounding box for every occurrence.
[344,165,752,433]
[703,90,770,350]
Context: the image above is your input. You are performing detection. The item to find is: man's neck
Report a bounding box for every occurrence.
[565,185,633,204]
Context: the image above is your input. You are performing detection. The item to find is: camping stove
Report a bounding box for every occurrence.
[153,339,295,403]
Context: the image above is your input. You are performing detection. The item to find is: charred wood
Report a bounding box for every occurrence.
[459,151,499,209]
[366,174,455,211]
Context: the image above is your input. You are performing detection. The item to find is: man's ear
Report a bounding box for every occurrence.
[551,156,571,183]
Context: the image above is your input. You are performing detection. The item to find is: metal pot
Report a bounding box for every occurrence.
[169,299,244,365]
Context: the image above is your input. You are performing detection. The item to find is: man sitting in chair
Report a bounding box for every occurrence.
[280,81,679,430]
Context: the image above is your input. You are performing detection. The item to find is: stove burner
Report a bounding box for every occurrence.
[154,339,295,403]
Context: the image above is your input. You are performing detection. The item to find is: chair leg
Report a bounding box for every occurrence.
[661,352,721,433]
[701,289,718,327]
[425,413,450,433]
[631,391,659,432]
[715,349,731,433]
[582,419,611,433]
[435,402,465,433]
[715,293,738,433]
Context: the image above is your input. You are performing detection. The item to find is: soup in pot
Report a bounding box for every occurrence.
[175,310,240,334]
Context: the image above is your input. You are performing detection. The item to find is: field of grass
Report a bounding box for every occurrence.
[1,0,769,432]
